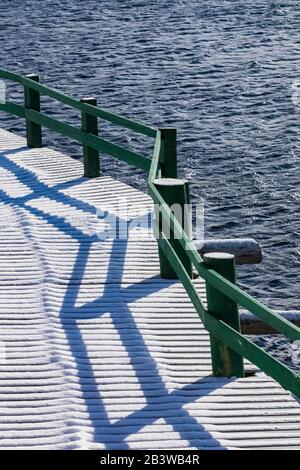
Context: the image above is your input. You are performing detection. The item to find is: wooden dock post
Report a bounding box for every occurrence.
[154,178,193,279]
[81,97,100,178]
[195,238,262,265]
[203,252,245,378]
[24,74,42,148]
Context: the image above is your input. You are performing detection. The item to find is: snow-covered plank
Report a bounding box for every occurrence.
[0,128,299,450]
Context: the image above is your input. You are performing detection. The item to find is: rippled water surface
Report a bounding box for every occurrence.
[0,0,299,308]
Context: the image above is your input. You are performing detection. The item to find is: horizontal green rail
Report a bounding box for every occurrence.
[158,232,300,397]
[0,102,25,119]
[0,69,299,398]
[25,108,151,172]
[0,68,157,138]
[148,181,300,342]
[0,102,151,171]
[148,129,300,397]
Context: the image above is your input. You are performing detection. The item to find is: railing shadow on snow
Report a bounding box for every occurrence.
[0,146,229,449]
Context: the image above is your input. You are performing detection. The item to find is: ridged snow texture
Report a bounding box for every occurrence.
[0,128,300,449]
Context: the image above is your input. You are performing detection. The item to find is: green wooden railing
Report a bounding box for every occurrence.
[0,69,299,398]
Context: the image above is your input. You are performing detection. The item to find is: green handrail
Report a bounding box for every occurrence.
[0,68,157,137]
[0,69,299,398]
[148,130,300,397]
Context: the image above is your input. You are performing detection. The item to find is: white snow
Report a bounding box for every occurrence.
[0,128,299,450]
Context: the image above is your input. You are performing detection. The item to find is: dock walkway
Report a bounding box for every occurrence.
[1,128,300,449]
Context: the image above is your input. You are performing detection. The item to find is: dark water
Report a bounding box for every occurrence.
[0,0,299,309]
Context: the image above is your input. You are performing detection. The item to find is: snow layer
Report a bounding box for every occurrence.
[0,129,300,450]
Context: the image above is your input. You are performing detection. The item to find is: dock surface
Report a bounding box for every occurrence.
[0,128,300,450]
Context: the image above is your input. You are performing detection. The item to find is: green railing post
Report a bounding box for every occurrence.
[80,97,100,178]
[203,252,245,378]
[154,178,193,279]
[24,74,42,148]
[159,128,177,178]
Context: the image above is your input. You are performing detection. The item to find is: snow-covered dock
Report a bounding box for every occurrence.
[0,128,300,450]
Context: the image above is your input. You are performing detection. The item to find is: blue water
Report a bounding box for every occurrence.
[0,0,299,309]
